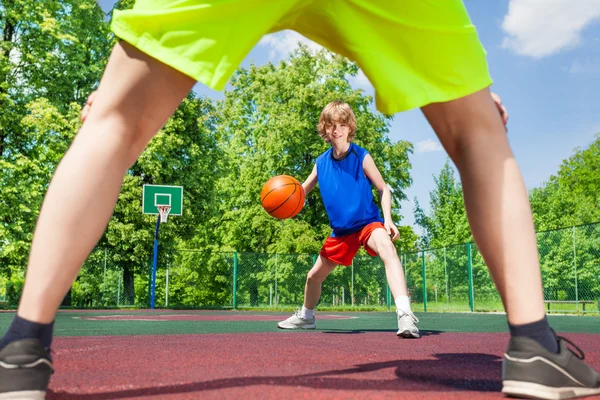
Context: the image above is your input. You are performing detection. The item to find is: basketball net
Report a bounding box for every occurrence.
[157,205,171,223]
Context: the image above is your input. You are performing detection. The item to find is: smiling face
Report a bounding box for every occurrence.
[326,122,351,145]
[317,101,357,144]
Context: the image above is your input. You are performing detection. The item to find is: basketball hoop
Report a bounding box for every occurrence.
[157,205,171,223]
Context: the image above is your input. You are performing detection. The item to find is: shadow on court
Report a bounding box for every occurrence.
[320,329,443,337]
[47,352,502,399]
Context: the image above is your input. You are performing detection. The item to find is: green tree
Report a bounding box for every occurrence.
[1,99,81,303]
[0,0,111,299]
[1,0,111,152]
[529,134,600,305]
[530,133,600,230]
[414,160,471,249]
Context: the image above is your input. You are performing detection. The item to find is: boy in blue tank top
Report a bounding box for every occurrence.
[278,101,419,338]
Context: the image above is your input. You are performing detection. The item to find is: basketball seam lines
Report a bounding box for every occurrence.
[260,183,297,204]
[267,184,298,215]
[284,186,304,218]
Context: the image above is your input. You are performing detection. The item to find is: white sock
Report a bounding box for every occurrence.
[301,306,314,319]
[395,296,412,313]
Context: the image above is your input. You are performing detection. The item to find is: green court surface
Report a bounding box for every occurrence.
[1,310,598,337]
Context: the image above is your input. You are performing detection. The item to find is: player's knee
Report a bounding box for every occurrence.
[79,115,152,159]
[439,128,509,166]
[377,240,397,261]
[423,92,508,162]
[307,269,326,285]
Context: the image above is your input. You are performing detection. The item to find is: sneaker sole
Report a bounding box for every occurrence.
[502,380,600,400]
[397,330,420,338]
[0,391,46,400]
[277,324,316,330]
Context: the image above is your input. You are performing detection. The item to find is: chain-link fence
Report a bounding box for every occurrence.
[0,222,598,312]
[0,275,7,302]
[62,249,139,308]
[537,224,600,313]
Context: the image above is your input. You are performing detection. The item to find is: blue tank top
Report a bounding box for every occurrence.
[316,143,383,237]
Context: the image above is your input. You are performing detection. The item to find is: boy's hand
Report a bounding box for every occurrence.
[80,90,97,123]
[491,92,509,126]
[385,220,400,241]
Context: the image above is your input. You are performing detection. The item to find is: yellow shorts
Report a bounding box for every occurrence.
[111,0,492,114]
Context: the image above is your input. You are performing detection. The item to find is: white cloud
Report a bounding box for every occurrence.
[258,30,323,60]
[569,58,600,74]
[501,0,600,58]
[415,139,443,153]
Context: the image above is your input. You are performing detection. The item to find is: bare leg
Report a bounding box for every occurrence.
[303,255,337,309]
[18,41,195,323]
[366,228,409,298]
[421,87,545,325]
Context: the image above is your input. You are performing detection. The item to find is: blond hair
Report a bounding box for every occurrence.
[317,101,357,142]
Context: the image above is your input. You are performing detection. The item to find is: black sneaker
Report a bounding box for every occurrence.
[502,335,600,399]
[0,339,53,400]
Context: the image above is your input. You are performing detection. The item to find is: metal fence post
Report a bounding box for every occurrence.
[573,226,578,310]
[387,283,391,311]
[103,249,107,305]
[351,260,354,307]
[444,247,449,307]
[233,252,238,310]
[421,250,427,312]
[147,258,152,308]
[165,266,169,308]
[467,243,474,312]
[275,253,278,307]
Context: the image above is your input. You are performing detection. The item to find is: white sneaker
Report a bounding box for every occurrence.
[397,310,420,338]
[277,309,316,330]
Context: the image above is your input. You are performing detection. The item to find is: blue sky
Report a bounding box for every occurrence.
[98,1,600,232]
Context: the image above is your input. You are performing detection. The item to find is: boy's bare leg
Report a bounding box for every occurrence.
[421,87,544,325]
[366,229,409,299]
[367,228,419,337]
[17,41,195,323]
[303,255,337,310]
[278,255,336,329]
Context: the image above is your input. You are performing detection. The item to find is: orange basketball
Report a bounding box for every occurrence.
[260,175,305,219]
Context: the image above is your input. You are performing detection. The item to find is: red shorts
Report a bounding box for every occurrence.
[320,222,385,266]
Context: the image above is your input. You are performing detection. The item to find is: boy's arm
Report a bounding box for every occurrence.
[362,154,399,240]
[302,164,318,196]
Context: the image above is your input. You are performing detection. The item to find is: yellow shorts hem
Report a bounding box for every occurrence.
[375,77,494,115]
[111,19,228,91]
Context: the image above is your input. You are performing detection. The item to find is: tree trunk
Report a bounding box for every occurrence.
[123,266,135,305]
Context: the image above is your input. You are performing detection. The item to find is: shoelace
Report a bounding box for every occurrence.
[559,335,585,360]
[398,311,419,324]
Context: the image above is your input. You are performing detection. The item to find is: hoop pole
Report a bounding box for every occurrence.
[151,213,160,309]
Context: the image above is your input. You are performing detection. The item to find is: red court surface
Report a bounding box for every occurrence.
[46,332,600,399]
